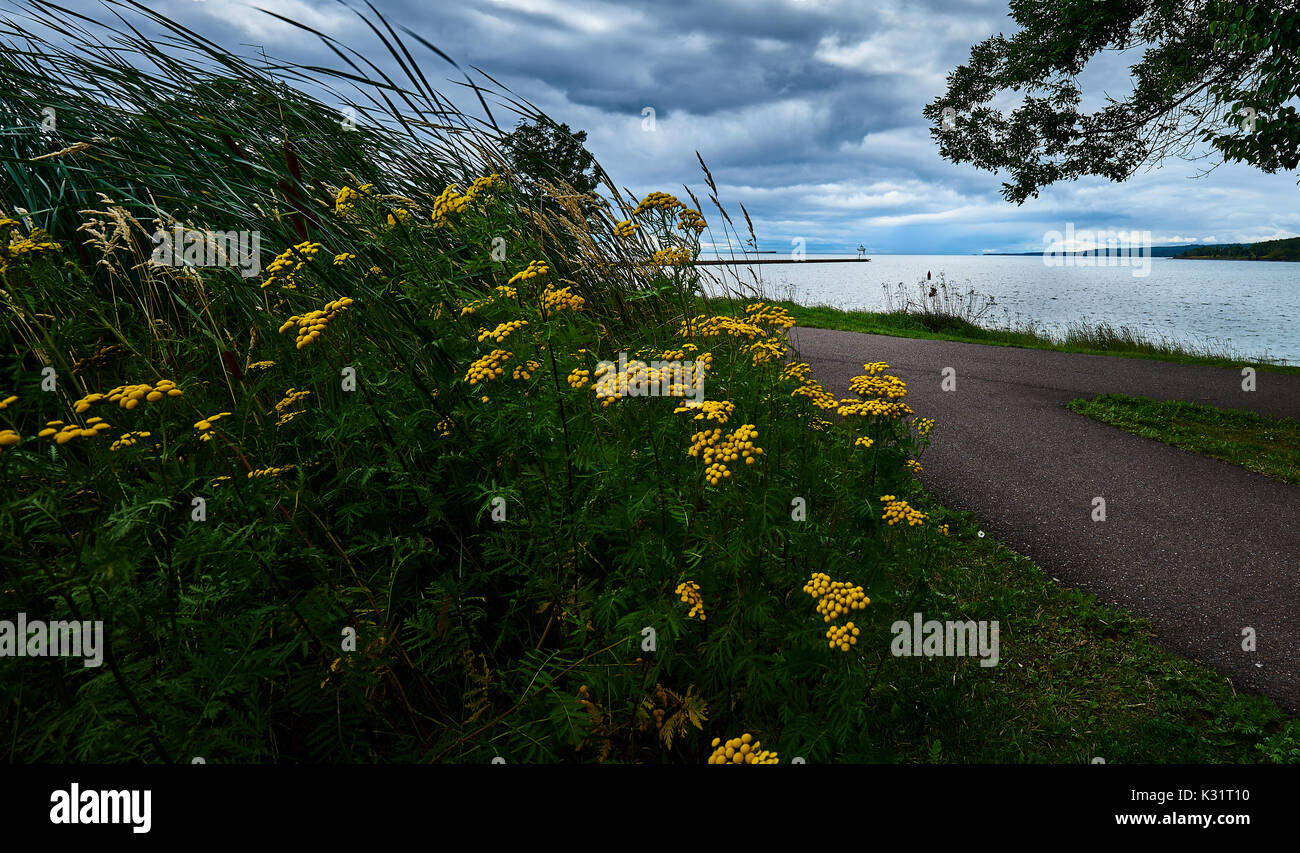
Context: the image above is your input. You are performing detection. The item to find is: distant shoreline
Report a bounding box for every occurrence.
[1171,255,1300,262]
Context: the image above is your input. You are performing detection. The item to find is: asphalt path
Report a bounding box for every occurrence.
[791,327,1300,714]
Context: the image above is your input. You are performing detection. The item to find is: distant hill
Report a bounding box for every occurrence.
[1174,237,1300,261]
[1151,244,1219,258]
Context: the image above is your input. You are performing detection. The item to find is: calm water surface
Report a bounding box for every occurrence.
[699,254,1299,364]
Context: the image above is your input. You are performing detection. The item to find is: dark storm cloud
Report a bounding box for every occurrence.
[24,0,1300,252]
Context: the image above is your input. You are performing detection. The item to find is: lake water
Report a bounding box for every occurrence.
[697,254,1299,364]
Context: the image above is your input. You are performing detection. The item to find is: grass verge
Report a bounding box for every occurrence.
[1066,393,1300,487]
[715,299,1300,376]
[882,497,1300,763]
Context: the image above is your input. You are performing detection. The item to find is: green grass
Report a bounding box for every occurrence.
[1066,393,1300,487]
[877,498,1300,763]
[712,298,1300,376]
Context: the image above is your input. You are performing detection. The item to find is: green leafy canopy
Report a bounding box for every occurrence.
[925,0,1300,203]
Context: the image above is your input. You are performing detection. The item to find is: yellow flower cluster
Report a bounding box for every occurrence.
[429,185,469,228]
[790,379,838,412]
[273,389,311,427]
[0,226,62,272]
[860,361,889,375]
[674,399,733,424]
[275,390,311,411]
[905,459,923,474]
[38,417,112,444]
[679,314,765,340]
[477,319,528,344]
[914,417,935,437]
[262,241,322,290]
[385,208,411,227]
[334,184,373,216]
[666,359,708,400]
[676,207,706,232]
[278,296,354,349]
[464,174,501,202]
[248,465,295,479]
[75,379,182,413]
[459,285,517,316]
[247,360,275,371]
[511,359,541,380]
[688,423,762,485]
[826,621,861,652]
[938,523,950,536]
[632,192,682,216]
[465,349,511,384]
[854,435,874,449]
[881,495,927,526]
[781,362,811,383]
[748,338,786,365]
[708,733,778,764]
[0,394,15,410]
[109,431,152,452]
[836,398,913,420]
[567,368,590,389]
[0,429,20,448]
[743,302,796,332]
[332,252,355,266]
[540,283,585,314]
[675,581,705,620]
[651,246,692,266]
[592,356,702,403]
[850,372,909,400]
[507,260,549,286]
[425,173,499,227]
[194,411,234,441]
[803,572,870,623]
[613,219,639,238]
[780,358,842,416]
[436,417,454,437]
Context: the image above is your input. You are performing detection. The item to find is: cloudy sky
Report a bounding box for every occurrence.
[38,0,1300,254]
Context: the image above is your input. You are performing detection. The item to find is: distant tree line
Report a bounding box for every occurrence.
[1176,236,1300,261]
